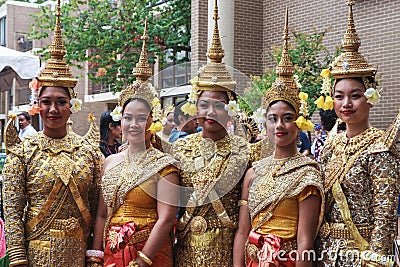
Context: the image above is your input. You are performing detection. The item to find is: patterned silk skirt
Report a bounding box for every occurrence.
[104,225,173,267]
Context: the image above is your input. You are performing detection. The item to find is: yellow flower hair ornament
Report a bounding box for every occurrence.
[148,97,163,134]
[148,120,163,134]
[314,69,334,111]
[181,76,200,116]
[295,92,314,131]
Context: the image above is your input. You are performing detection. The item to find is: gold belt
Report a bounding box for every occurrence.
[189,215,238,235]
[51,217,81,237]
[108,228,152,245]
[319,222,372,240]
[129,228,151,244]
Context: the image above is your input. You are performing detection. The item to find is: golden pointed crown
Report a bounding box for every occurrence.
[37,0,77,98]
[118,20,158,108]
[330,0,376,80]
[192,0,236,93]
[264,7,300,115]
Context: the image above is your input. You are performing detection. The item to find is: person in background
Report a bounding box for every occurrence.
[18,112,37,140]
[297,131,311,156]
[311,124,324,155]
[168,100,198,143]
[99,110,122,158]
[313,109,337,163]
[157,104,176,142]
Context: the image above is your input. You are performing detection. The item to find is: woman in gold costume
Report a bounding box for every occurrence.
[234,9,323,267]
[87,22,180,267]
[317,1,400,266]
[171,2,251,266]
[2,2,102,266]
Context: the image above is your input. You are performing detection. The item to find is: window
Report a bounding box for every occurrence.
[0,16,6,46]
[17,33,33,52]
[9,88,13,111]
[160,50,191,89]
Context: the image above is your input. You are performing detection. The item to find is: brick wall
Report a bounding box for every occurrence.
[263,0,400,129]
[192,0,400,129]
[234,0,263,78]
[190,0,208,74]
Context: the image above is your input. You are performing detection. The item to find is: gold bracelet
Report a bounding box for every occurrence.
[137,251,153,266]
[128,260,140,267]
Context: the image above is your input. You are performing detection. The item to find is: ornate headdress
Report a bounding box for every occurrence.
[263,8,300,115]
[112,20,162,134]
[331,1,377,80]
[28,0,81,115]
[181,0,237,116]
[316,0,380,109]
[263,8,314,131]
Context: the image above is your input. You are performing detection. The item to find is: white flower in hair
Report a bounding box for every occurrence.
[70,98,82,113]
[252,107,266,124]
[111,106,123,121]
[225,100,240,116]
[364,88,381,105]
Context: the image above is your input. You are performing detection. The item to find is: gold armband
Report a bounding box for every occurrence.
[238,199,248,207]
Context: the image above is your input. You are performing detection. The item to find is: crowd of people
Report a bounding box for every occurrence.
[1,1,400,267]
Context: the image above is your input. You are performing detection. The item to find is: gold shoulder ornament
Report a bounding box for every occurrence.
[368,109,400,157]
[83,113,100,147]
[4,114,21,153]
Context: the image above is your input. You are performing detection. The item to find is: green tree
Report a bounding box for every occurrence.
[29,0,191,91]
[240,28,339,116]
[1,0,47,4]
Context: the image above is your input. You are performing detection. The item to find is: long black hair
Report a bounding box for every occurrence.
[100,110,121,142]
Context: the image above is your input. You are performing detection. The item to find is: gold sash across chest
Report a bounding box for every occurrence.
[322,128,381,249]
[176,134,250,237]
[26,152,91,240]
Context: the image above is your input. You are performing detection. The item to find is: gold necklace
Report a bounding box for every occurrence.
[257,153,299,193]
[333,128,381,163]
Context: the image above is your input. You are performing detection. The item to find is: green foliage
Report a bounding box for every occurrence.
[28,0,191,92]
[241,28,340,116]
[1,0,47,4]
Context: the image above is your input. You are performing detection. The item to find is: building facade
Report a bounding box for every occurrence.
[191,0,400,129]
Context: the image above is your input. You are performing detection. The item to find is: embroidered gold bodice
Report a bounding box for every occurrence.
[171,133,250,223]
[320,127,400,257]
[2,131,102,266]
[101,147,178,231]
[249,154,323,239]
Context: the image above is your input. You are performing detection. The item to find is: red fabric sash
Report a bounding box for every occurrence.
[109,222,136,254]
[247,232,295,267]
